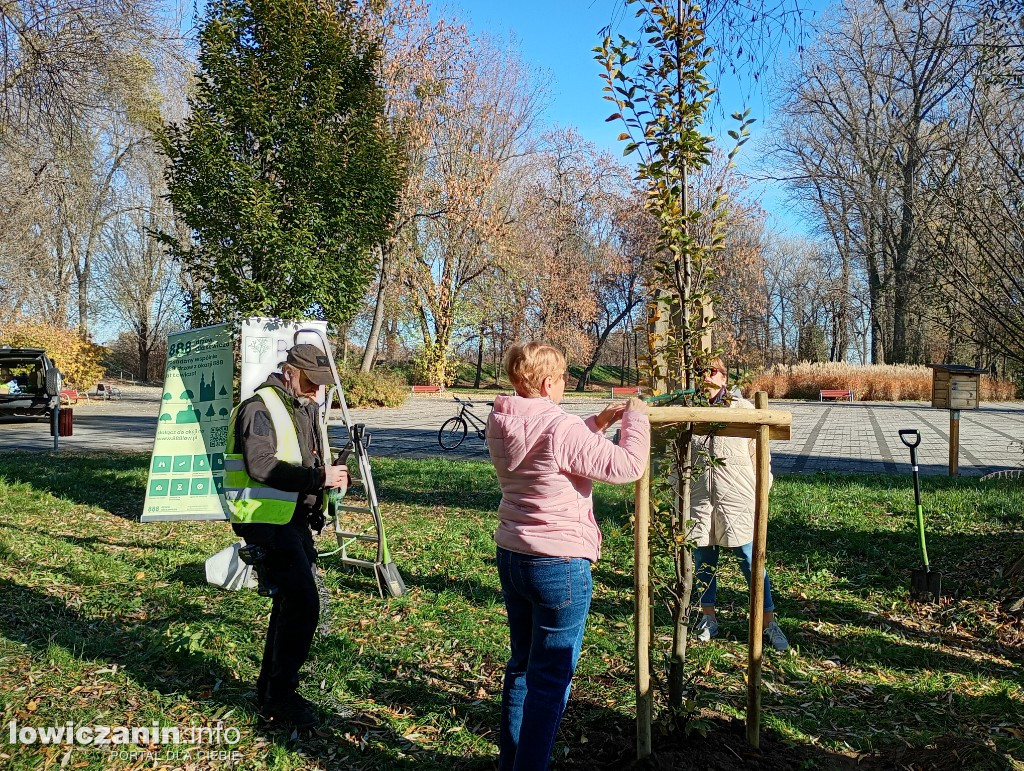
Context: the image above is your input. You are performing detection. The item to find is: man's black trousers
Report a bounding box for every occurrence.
[232,516,319,702]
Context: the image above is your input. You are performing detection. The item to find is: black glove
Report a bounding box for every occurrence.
[307,509,326,534]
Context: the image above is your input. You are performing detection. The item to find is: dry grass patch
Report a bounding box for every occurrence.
[748,362,1018,402]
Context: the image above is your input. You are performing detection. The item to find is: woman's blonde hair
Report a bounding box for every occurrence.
[505,342,566,397]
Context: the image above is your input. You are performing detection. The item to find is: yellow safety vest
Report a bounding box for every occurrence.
[223,387,330,525]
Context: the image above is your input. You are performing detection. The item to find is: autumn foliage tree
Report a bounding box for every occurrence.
[356,0,469,372]
[401,38,544,386]
[0,321,105,388]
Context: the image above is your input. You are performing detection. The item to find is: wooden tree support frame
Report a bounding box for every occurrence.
[634,392,793,758]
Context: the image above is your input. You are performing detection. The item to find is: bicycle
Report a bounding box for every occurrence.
[438,397,492,450]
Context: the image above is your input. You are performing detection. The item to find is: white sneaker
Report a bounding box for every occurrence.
[765,620,790,651]
[694,614,719,642]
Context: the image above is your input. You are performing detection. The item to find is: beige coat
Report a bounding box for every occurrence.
[689,393,772,548]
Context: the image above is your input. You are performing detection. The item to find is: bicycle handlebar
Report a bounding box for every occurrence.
[453,396,493,407]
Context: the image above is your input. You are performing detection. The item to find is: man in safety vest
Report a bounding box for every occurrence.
[224,343,347,728]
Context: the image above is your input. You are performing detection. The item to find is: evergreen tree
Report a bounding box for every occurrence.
[160,0,401,326]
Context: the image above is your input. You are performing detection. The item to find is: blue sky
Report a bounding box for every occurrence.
[442,0,830,238]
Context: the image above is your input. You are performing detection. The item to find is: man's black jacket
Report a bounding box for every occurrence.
[234,373,327,523]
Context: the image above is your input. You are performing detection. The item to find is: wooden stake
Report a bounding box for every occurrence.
[634,457,652,759]
[949,409,960,477]
[746,391,771,748]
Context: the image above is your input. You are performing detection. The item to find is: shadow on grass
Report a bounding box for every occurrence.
[397,568,503,606]
[0,451,148,520]
[777,594,1023,666]
[692,672,1021,769]
[0,521,180,553]
[0,576,500,770]
[0,577,243,705]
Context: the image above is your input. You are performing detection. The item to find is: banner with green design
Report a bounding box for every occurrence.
[141,323,233,522]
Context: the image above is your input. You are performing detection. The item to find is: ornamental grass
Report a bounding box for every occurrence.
[746,362,1018,402]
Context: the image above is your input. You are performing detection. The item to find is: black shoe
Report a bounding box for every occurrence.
[255,677,268,708]
[261,692,318,729]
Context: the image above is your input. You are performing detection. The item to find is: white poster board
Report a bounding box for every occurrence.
[240,317,330,401]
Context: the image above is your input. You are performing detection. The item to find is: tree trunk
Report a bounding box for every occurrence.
[577,307,637,392]
[493,332,500,386]
[866,255,886,364]
[138,319,150,381]
[836,250,851,361]
[620,331,627,386]
[779,298,788,363]
[77,256,89,340]
[384,313,399,363]
[891,268,913,364]
[361,249,388,373]
[473,326,484,389]
[577,364,594,392]
[668,429,694,715]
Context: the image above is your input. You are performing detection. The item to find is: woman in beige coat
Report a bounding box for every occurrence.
[690,358,789,652]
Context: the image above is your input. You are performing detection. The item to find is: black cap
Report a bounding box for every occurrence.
[285,344,335,386]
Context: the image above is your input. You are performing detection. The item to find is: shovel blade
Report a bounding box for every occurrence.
[911,567,942,602]
[375,562,407,598]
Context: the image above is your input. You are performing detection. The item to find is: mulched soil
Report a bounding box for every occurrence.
[555,706,1014,771]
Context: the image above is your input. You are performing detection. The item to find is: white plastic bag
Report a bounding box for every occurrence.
[205,541,258,591]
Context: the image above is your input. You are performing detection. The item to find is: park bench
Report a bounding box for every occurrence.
[59,388,82,406]
[411,384,443,394]
[91,383,123,400]
[819,389,853,402]
[611,386,642,397]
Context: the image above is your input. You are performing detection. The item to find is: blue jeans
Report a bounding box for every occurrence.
[693,543,775,612]
[496,547,593,771]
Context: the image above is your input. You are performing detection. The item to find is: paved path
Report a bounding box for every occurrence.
[3,390,1022,476]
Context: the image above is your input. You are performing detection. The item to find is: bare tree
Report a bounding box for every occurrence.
[0,0,183,338]
[0,0,163,134]
[771,0,975,363]
[96,139,182,379]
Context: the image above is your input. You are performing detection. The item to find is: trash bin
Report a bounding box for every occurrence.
[58,408,73,437]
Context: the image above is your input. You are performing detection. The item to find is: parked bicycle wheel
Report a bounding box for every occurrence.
[438,416,468,450]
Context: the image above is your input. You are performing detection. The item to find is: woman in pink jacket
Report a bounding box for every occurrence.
[487,342,650,771]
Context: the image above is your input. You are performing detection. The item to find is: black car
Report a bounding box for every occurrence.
[0,347,62,419]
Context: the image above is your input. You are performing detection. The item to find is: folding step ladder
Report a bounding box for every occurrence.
[294,328,406,598]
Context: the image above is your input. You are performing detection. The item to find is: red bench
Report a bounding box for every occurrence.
[411,385,443,394]
[611,386,642,397]
[59,389,82,406]
[819,389,853,402]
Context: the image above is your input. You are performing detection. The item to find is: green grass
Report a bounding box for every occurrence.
[0,453,1022,769]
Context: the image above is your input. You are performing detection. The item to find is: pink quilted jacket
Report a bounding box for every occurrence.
[486,394,651,562]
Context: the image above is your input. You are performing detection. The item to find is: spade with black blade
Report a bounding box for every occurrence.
[898,429,942,602]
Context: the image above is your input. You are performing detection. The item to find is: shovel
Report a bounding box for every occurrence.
[374,525,407,599]
[898,429,942,603]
